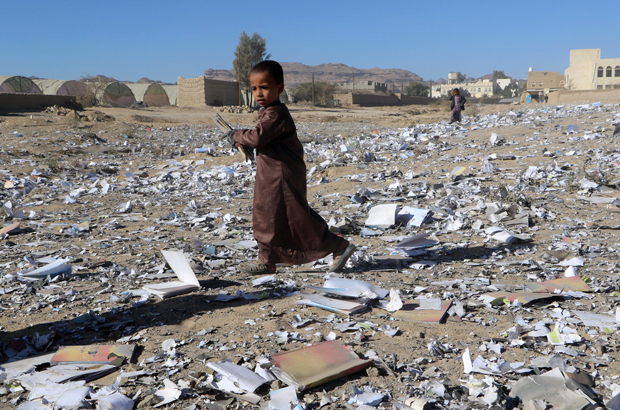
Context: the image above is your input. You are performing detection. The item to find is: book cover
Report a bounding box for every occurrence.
[270,340,373,391]
[50,344,136,365]
[392,299,453,323]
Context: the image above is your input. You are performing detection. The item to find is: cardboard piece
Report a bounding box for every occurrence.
[270,340,373,391]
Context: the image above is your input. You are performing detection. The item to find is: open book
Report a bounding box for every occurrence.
[213,113,254,163]
[143,250,200,299]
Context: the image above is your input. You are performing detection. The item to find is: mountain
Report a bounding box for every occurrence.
[204,62,423,87]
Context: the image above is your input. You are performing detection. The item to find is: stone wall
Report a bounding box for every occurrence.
[547,88,620,104]
[178,76,239,107]
[0,93,77,110]
[177,76,207,107]
[204,79,239,106]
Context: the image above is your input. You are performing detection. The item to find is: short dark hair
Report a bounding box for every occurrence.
[452,88,460,95]
[250,60,284,84]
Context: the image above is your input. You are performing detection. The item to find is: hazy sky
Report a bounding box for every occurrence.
[3,0,619,83]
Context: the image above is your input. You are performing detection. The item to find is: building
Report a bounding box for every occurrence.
[336,81,388,93]
[565,49,620,90]
[432,74,496,98]
[177,76,239,107]
[525,70,565,102]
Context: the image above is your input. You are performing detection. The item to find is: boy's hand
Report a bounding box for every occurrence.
[224,130,236,147]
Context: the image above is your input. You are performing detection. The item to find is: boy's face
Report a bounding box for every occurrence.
[250,71,284,107]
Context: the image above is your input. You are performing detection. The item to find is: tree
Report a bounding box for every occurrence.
[457,87,471,98]
[292,82,337,106]
[233,32,271,104]
[500,82,522,98]
[492,70,507,80]
[456,72,467,83]
[404,82,429,97]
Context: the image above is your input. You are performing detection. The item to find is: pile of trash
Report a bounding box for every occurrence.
[1,102,620,409]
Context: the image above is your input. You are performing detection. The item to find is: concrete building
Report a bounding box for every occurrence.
[525,70,565,102]
[432,78,496,98]
[336,81,388,93]
[565,49,620,90]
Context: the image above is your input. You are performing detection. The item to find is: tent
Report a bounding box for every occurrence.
[0,76,42,94]
[90,82,136,107]
[33,79,88,97]
[161,85,177,106]
[127,83,170,107]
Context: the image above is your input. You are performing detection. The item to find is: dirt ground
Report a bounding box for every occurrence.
[1,101,620,409]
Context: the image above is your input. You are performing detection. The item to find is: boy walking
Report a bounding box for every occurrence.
[229,61,355,274]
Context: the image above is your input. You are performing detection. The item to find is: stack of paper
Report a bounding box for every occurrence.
[395,234,439,256]
[270,341,373,391]
[296,294,368,316]
[213,113,254,163]
[308,278,389,299]
[396,206,434,227]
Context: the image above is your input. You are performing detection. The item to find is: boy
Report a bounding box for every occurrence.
[228,60,355,274]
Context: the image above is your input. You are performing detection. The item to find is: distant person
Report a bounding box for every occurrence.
[449,88,466,124]
[544,94,548,103]
[226,60,356,274]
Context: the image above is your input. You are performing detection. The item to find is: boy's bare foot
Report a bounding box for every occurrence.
[239,260,277,274]
[329,243,356,273]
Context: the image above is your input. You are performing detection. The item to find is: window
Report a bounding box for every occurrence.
[539,82,543,86]
[532,82,535,87]
[597,85,603,89]
[598,67,604,77]
[560,81,564,86]
[606,66,612,77]
[615,66,620,77]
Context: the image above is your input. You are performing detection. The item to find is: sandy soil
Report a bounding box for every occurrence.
[1,101,620,409]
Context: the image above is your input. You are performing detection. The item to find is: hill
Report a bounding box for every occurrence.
[205,62,423,88]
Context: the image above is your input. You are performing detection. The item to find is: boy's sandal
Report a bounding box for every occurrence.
[239,260,276,275]
[329,244,357,273]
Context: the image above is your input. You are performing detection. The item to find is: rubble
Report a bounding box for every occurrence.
[2,102,620,408]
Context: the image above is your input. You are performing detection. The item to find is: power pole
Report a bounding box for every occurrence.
[237,56,242,106]
[312,73,315,106]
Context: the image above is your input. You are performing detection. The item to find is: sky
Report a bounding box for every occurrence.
[3,0,620,84]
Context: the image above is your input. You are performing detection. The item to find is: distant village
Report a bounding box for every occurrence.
[1,48,619,110]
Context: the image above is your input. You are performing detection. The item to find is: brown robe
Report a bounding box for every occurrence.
[234,100,346,266]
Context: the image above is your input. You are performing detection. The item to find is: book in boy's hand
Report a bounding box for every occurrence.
[213,114,255,163]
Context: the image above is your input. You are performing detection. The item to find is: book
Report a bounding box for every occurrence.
[295,293,368,316]
[143,250,201,299]
[50,344,136,365]
[270,340,373,391]
[392,299,453,323]
[213,113,254,163]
